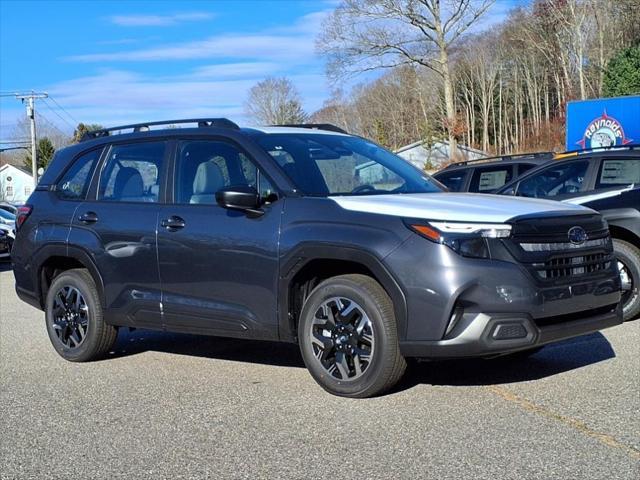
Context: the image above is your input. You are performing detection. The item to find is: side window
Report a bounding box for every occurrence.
[176,140,275,205]
[98,142,165,203]
[596,159,640,189]
[470,166,512,192]
[516,160,589,198]
[434,171,467,192]
[56,148,101,200]
[517,163,536,176]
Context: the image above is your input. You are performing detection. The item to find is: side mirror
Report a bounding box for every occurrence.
[215,185,263,216]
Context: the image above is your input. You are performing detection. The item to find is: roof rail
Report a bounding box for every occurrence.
[554,143,640,159]
[444,151,553,168]
[80,118,241,142]
[273,123,348,134]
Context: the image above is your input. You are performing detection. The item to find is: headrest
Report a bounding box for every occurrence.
[114,167,144,199]
[193,159,225,195]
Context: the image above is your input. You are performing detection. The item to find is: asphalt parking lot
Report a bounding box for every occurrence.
[1,264,638,480]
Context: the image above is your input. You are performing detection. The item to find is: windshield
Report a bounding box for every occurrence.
[255,134,442,196]
[0,209,15,221]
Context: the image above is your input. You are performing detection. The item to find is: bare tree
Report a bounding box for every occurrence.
[318,0,494,158]
[245,77,308,125]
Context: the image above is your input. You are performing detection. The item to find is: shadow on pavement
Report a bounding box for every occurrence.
[109,329,306,368]
[395,331,615,391]
[108,327,615,390]
[0,261,12,272]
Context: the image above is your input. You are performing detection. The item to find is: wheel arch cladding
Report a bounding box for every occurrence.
[279,245,407,343]
[36,246,106,309]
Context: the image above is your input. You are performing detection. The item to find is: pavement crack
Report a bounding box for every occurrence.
[487,385,640,460]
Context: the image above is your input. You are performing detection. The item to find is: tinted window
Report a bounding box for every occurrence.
[516,161,589,198]
[56,148,101,200]
[256,134,441,196]
[470,166,512,192]
[176,140,275,205]
[517,163,536,176]
[98,142,165,203]
[596,159,640,188]
[434,170,467,192]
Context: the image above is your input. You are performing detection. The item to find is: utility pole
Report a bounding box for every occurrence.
[14,92,48,187]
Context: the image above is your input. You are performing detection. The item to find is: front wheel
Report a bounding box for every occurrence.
[614,239,640,321]
[298,274,406,398]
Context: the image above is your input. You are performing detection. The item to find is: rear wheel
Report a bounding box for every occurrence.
[613,239,640,321]
[298,274,406,398]
[45,268,118,361]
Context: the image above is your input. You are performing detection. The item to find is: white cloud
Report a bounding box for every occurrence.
[108,12,214,27]
[24,68,329,131]
[66,33,316,63]
[190,62,282,79]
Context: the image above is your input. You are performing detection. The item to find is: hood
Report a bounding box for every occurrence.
[330,193,593,223]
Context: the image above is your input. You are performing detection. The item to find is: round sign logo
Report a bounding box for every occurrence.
[568,226,588,245]
[577,110,633,149]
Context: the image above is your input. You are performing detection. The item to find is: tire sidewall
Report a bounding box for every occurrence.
[299,278,395,397]
[45,271,103,362]
[613,239,640,320]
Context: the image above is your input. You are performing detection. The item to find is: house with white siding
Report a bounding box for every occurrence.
[0,164,34,204]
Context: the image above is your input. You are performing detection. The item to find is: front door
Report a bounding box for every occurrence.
[156,138,282,339]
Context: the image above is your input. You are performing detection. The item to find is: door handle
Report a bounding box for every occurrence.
[161,216,186,231]
[78,211,98,224]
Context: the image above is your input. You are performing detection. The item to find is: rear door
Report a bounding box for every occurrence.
[68,140,169,328]
[156,138,282,339]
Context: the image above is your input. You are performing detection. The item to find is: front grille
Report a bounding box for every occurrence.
[519,237,608,252]
[532,253,612,279]
[504,214,614,284]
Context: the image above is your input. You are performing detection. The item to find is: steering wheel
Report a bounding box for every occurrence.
[351,184,376,194]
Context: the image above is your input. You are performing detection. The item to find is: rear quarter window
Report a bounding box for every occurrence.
[56,148,102,200]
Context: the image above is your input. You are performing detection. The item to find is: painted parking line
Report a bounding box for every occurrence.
[487,385,640,460]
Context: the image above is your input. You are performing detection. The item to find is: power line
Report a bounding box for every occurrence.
[47,96,79,126]
[41,98,75,130]
[35,111,70,137]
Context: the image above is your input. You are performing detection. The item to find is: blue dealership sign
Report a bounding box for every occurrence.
[566,95,640,150]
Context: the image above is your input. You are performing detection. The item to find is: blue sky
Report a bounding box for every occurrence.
[0,0,524,139]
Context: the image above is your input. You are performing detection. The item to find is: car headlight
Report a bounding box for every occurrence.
[406,221,512,259]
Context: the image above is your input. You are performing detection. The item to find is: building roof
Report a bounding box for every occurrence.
[395,140,486,156]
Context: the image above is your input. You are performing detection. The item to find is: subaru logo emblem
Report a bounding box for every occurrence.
[568,226,588,245]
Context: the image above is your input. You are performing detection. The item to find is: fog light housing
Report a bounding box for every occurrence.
[492,323,528,340]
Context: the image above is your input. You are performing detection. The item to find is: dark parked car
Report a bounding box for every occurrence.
[11,119,623,397]
[433,152,553,193]
[496,146,640,320]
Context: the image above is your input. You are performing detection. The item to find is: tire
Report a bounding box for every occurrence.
[298,274,406,398]
[613,239,640,321]
[45,268,118,362]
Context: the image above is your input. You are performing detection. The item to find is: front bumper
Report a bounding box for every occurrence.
[400,303,622,358]
[385,235,623,357]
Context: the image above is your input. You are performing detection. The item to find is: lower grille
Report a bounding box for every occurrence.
[533,253,612,280]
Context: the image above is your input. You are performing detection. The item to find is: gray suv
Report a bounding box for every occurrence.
[12,119,622,397]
